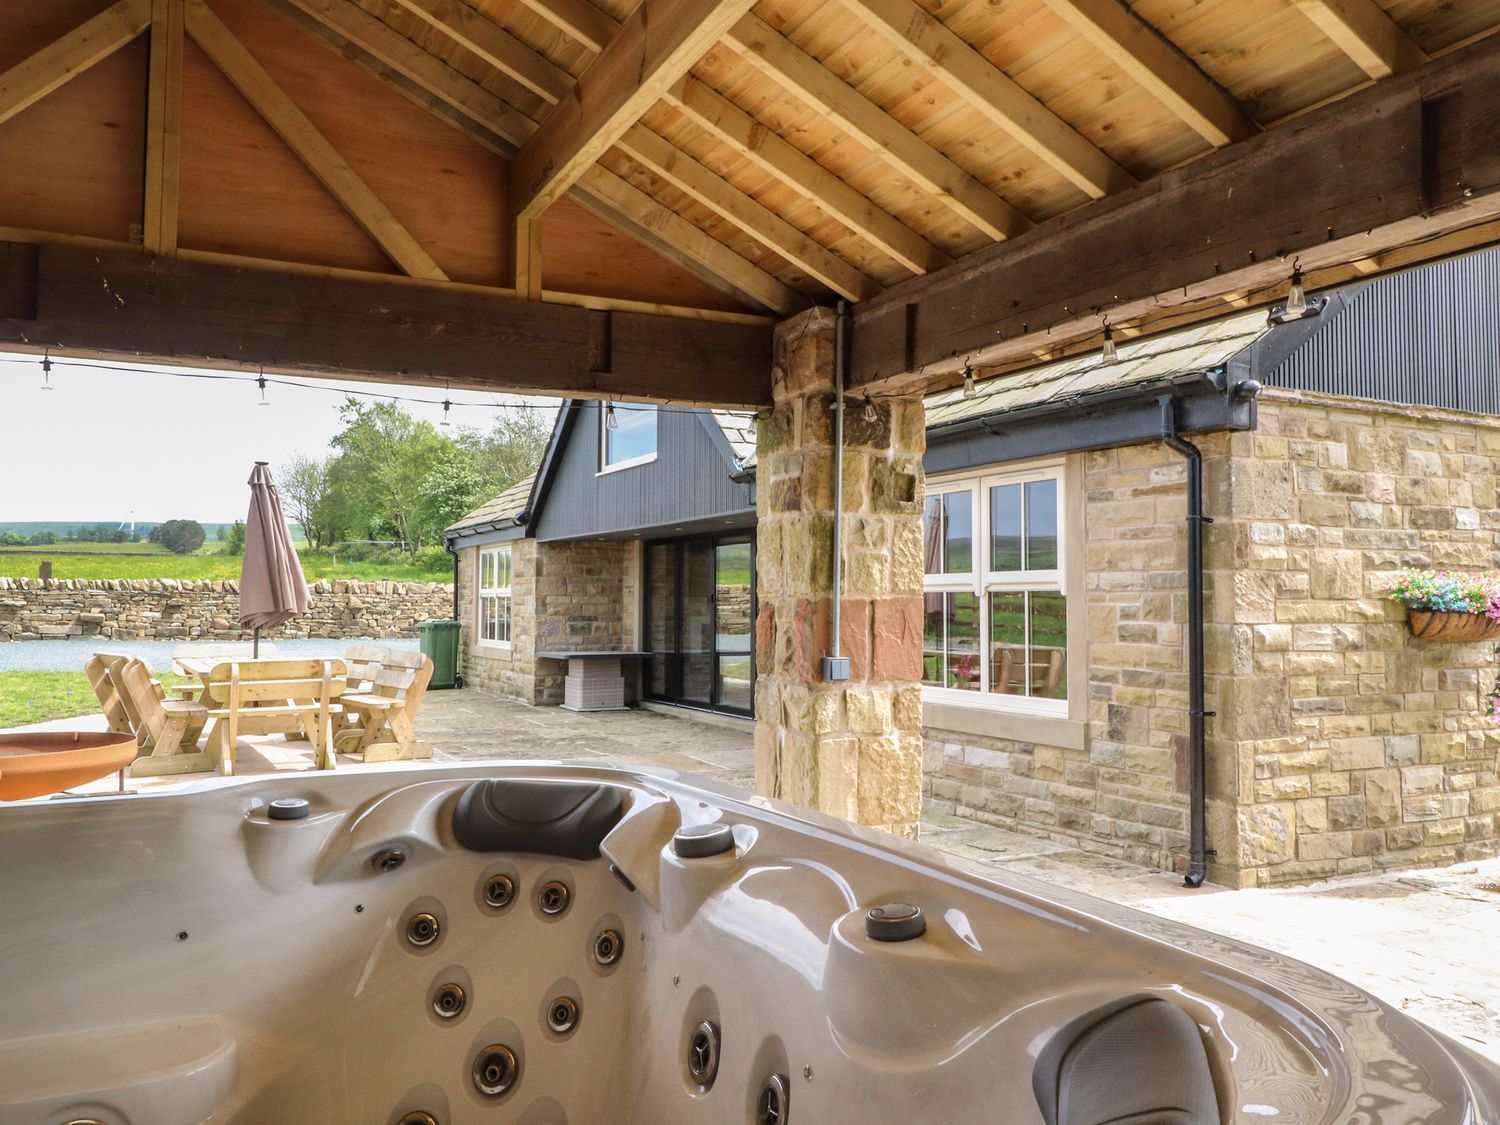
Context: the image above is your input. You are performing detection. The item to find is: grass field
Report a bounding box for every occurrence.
[0,542,174,556]
[0,551,449,583]
[0,671,183,728]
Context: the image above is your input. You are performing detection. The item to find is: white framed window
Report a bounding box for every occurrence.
[477,545,513,647]
[599,403,658,473]
[923,461,1068,716]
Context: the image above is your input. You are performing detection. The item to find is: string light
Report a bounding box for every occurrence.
[961,363,976,400]
[257,369,269,406]
[39,349,52,391]
[605,401,620,430]
[1284,258,1308,318]
[1101,319,1118,364]
[862,396,876,423]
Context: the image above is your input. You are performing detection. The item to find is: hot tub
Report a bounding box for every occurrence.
[1,762,1495,1124]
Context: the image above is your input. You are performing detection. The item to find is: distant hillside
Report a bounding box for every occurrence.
[0,521,256,541]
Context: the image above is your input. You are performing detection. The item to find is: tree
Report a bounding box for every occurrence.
[466,407,553,491]
[279,454,336,549]
[326,399,446,551]
[151,519,205,554]
[224,521,246,555]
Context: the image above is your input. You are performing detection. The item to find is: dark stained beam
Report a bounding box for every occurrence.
[849,32,1500,392]
[0,243,772,407]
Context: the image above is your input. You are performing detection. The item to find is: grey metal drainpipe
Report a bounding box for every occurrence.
[446,537,459,621]
[1159,396,1212,888]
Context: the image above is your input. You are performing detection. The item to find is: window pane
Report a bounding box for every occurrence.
[499,547,512,590]
[924,592,979,690]
[717,655,752,713]
[943,492,972,573]
[923,496,942,575]
[715,540,753,655]
[1029,591,1067,699]
[605,404,657,465]
[1025,479,1058,570]
[988,591,1025,695]
[990,483,1022,572]
[480,551,492,590]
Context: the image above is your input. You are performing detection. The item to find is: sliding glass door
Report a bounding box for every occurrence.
[644,533,755,716]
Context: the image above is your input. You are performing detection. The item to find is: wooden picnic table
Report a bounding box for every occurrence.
[171,658,348,774]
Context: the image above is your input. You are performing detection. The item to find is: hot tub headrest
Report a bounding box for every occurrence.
[1032,993,1221,1125]
[452,779,625,859]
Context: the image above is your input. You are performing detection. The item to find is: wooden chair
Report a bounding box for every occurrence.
[84,654,133,736]
[96,652,148,745]
[201,659,347,774]
[342,643,385,695]
[336,651,434,763]
[991,644,1065,698]
[121,659,210,777]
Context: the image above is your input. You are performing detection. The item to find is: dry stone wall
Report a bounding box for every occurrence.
[0,577,451,641]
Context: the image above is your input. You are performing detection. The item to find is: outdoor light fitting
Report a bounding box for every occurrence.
[605,402,619,430]
[1102,321,1118,364]
[441,399,452,426]
[39,350,52,391]
[962,364,976,400]
[1268,258,1327,324]
[257,372,269,406]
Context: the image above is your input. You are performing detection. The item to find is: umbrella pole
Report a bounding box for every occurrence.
[253,627,260,659]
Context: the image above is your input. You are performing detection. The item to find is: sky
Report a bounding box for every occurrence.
[0,351,558,524]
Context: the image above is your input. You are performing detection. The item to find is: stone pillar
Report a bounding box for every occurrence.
[753,307,927,836]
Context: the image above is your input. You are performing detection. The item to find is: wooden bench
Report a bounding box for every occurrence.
[85,652,134,737]
[335,650,433,763]
[201,659,347,774]
[121,659,210,777]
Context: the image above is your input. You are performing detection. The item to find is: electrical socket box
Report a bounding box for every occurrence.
[821,656,852,682]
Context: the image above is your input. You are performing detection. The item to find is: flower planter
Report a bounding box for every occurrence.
[1407,610,1500,642]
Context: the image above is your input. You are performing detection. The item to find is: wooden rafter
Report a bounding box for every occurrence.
[665,78,950,276]
[185,0,446,280]
[144,0,185,256]
[1290,0,1429,79]
[836,0,1133,199]
[387,0,571,106]
[1038,0,1256,147]
[266,0,803,313]
[508,0,761,223]
[616,124,878,300]
[723,16,1032,242]
[574,166,805,314]
[0,0,152,127]
[513,0,617,55]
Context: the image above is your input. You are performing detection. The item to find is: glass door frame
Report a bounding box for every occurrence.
[642,530,756,717]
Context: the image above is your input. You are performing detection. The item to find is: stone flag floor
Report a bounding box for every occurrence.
[12,687,1497,1064]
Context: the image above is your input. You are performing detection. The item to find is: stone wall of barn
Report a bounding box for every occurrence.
[923,389,1500,886]
[0,577,450,642]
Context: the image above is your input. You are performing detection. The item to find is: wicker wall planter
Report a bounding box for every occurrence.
[1407,610,1500,642]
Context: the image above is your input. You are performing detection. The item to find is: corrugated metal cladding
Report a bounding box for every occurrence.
[531,402,755,542]
[1262,248,1500,414]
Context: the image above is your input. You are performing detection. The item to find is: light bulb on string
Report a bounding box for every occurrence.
[605,401,620,430]
[1285,258,1308,317]
[39,350,52,391]
[962,363,976,400]
[257,370,269,407]
[863,396,877,423]
[1102,319,1118,364]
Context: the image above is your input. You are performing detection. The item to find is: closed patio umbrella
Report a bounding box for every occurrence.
[240,461,310,656]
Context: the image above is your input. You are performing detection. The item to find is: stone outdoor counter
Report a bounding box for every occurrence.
[0,577,452,642]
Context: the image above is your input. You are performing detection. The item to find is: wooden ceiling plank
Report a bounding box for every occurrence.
[1289,0,1429,79]
[509,0,762,222]
[387,0,573,105]
[574,165,805,314]
[723,16,1033,242]
[666,77,950,276]
[185,0,448,280]
[513,0,618,55]
[0,0,152,127]
[835,0,1134,199]
[616,123,879,299]
[144,0,186,256]
[1038,0,1257,147]
[276,0,538,148]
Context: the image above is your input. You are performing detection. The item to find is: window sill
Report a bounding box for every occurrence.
[597,453,657,476]
[921,696,1086,751]
[475,640,513,652]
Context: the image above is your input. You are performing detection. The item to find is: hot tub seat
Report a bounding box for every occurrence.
[1032,994,1220,1125]
[451,777,625,858]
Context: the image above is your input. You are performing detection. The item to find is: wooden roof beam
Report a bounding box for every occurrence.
[1290,0,1429,79]
[186,0,446,280]
[665,77,950,276]
[509,0,762,223]
[616,124,879,300]
[513,0,618,55]
[723,16,1033,242]
[144,0,185,256]
[573,166,806,314]
[1038,0,1257,147]
[387,0,572,106]
[835,0,1134,198]
[0,0,151,127]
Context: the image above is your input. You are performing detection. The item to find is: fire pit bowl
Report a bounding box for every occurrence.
[0,731,139,801]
